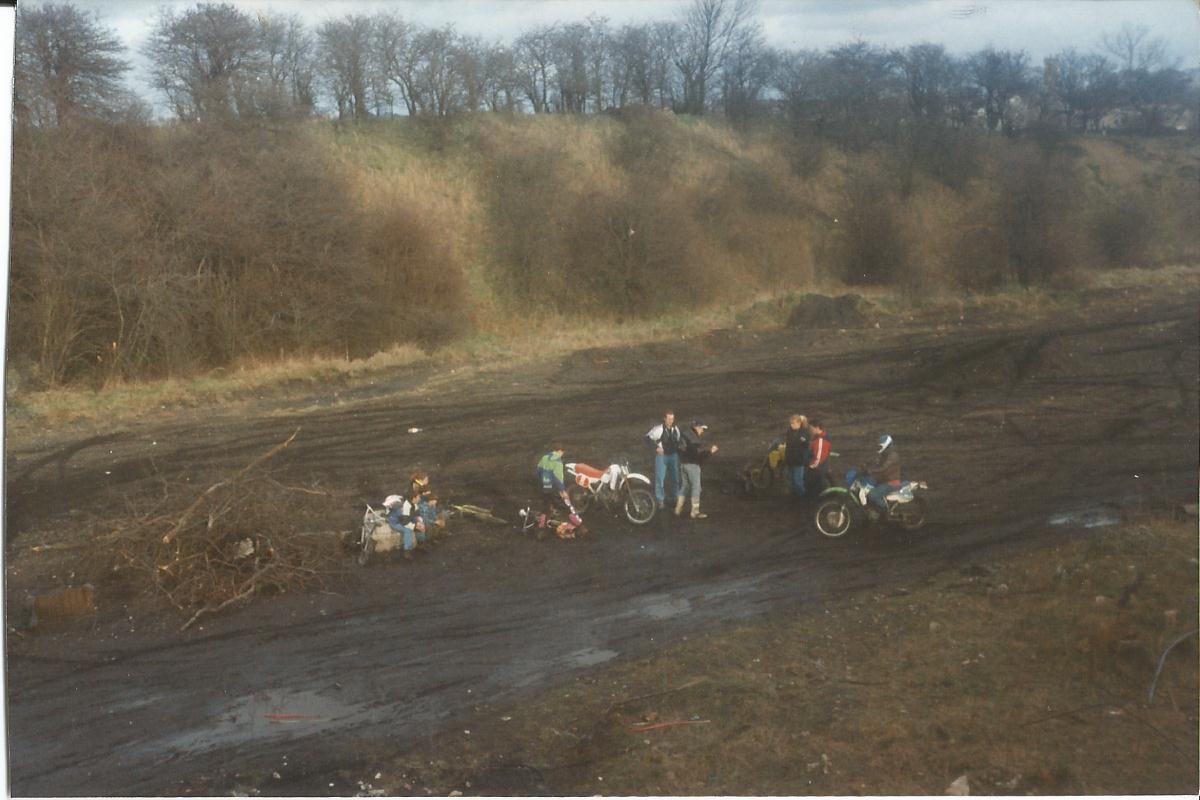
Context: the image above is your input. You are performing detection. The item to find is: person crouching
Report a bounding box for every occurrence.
[383,492,427,560]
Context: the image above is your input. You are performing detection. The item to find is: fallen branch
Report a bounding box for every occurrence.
[163,428,300,545]
[179,562,276,632]
[29,542,90,553]
[1147,628,1198,704]
[627,719,711,733]
[451,504,508,524]
[267,478,350,498]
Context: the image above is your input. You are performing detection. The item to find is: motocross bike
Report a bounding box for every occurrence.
[813,468,929,538]
[743,443,787,492]
[516,503,586,539]
[565,460,657,525]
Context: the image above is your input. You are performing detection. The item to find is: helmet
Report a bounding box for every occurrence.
[877,434,893,454]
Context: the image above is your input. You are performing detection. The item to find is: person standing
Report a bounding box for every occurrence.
[645,410,682,508]
[771,414,811,497]
[677,420,719,519]
[805,419,833,494]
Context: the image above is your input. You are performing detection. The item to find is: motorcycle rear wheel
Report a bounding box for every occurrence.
[624,486,657,525]
[749,464,774,490]
[815,499,853,538]
[896,497,928,531]
[567,484,594,513]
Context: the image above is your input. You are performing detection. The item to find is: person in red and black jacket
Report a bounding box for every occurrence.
[805,419,832,494]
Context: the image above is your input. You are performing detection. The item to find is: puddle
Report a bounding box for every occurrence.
[1048,509,1121,529]
[159,688,370,755]
[564,647,618,668]
[642,596,693,620]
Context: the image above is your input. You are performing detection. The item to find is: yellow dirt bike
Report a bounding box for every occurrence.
[743,444,788,492]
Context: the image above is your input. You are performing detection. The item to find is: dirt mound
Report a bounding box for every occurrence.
[786,294,870,328]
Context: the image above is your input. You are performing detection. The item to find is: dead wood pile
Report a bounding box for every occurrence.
[89,429,353,630]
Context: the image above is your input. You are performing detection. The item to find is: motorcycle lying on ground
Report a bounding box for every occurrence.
[516,500,587,539]
[565,460,657,525]
[813,467,929,538]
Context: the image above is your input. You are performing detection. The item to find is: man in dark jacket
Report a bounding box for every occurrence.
[771,414,811,497]
[676,421,719,519]
[645,411,682,508]
[867,434,901,511]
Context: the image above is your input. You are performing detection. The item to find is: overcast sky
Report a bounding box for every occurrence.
[65,0,1200,106]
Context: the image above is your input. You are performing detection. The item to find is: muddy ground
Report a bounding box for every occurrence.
[4,283,1198,796]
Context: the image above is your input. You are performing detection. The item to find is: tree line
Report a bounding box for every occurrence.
[15,0,1198,136]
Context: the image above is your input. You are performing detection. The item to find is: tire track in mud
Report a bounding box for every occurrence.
[5,297,1198,795]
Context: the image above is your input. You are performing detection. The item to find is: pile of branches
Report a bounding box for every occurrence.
[91,430,352,630]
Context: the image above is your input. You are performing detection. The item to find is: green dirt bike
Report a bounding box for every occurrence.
[813,467,929,538]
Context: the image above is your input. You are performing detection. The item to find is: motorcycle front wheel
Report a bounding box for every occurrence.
[815,499,853,538]
[896,497,928,531]
[624,486,657,525]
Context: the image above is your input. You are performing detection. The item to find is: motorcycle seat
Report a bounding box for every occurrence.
[886,481,920,502]
[571,463,606,480]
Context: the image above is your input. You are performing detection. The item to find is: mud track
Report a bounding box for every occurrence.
[5,292,1198,795]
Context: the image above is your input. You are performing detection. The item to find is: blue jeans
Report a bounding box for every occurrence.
[654,452,680,504]
[788,465,807,496]
[867,482,897,511]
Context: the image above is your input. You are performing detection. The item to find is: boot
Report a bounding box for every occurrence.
[673,497,686,517]
[690,500,707,519]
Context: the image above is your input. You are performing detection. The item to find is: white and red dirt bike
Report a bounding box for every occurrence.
[566,461,657,525]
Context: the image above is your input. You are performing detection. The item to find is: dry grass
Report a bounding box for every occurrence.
[354,517,1198,796]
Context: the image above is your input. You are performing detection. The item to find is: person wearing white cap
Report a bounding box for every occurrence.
[676,420,719,519]
[867,434,901,512]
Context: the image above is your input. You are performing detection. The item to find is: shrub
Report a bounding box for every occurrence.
[833,166,909,286]
[7,119,469,386]
[1091,191,1156,268]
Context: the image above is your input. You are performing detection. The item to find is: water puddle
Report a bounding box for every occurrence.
[564,647,618,668]
[641,596,693,620]
[160,688,370,755]
[1048,509,1121,529]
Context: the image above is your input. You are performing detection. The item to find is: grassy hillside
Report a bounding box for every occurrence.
[6,113,1199,390]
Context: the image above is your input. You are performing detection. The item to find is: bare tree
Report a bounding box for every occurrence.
[454,35,489,113]
[144,3,264,120]
[515,25,557,113]
[482,43,521,112]
[414,25,462,116]
[899,43,958,122]
[374,11,422,115]
[672,0,758,114]
[251,12,315,117]
[720,27,774,121]
[968,47,1031,134]
[316,14,376,120]
[16,1,131,126]
[1050,49,1120,132]
[584,15,611,112]
[1100,23,1170,73]
[552,22,590,113]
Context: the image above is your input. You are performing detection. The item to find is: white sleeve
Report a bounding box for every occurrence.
[646,424,663,443]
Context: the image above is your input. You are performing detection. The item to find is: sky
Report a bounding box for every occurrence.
[64,0,1200,107]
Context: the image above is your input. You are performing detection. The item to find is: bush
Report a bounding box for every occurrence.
[7,119,469,386]
[833,166,909,286]
[1091,191,1156,268]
